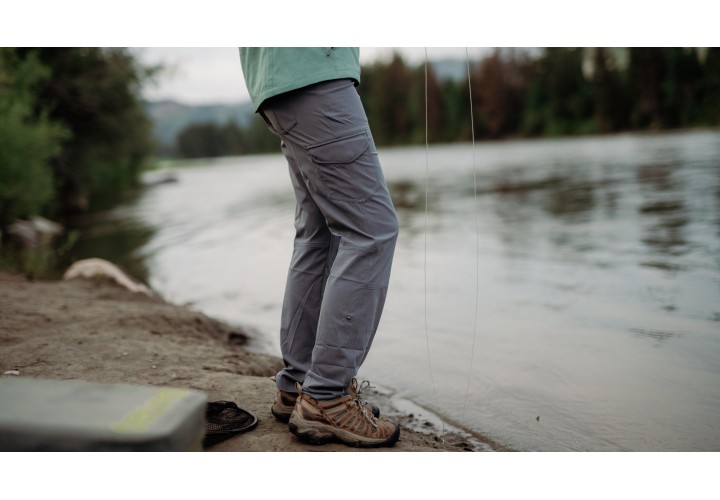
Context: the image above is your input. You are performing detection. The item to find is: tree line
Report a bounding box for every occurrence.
[175,47,720,158]
[0,48,154,230]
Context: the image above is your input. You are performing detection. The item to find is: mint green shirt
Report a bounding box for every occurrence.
[239,47,361,111]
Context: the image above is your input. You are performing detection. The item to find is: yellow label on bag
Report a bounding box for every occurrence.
[110,388,188,434]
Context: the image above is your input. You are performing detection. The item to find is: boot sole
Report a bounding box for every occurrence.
[273,405,379,423]
[271,406,292,423]
[288,419,400,448]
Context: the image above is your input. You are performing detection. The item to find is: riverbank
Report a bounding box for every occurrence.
[0,270,483,452]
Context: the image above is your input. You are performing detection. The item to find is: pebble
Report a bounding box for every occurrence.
[3,370,21,376]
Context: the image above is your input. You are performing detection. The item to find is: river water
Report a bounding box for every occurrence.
[69,130,720,451]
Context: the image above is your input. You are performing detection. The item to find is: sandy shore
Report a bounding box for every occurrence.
[0,271,488,452]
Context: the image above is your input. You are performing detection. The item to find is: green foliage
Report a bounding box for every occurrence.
[438,78,465,142]
[0,49,68,227]
[0,229,79,280]
[698,48,720,125]
[589,48,631,132]
[177,122,242,158]
[357,53,428,145]
[1,47,157,278]
[243,114,283,152]
[518,48,595,136]
[472,50,531,138]
[175,116,279,158]
[15,48,155,212]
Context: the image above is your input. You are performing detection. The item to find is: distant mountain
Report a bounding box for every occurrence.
[145,100,255,149]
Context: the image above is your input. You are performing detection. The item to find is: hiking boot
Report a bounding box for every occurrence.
[288,384,400,448]
[271,378,380,423]
[271,389,298,423]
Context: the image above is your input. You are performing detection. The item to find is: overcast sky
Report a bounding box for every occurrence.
[133,47,490,106]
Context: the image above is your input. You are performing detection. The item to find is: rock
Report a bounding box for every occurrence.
[6,216,63,249]
[228,331,249,346]
[142,170,179,187]
[63,258,153,296]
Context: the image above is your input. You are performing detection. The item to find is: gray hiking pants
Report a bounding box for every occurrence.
[259,79,399,400]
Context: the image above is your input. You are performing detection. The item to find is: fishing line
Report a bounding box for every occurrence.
[422,48,480,440]
[423,47,445,440]
[460,46,481,428]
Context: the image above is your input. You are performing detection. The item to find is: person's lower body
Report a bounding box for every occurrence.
[259,79,400,446]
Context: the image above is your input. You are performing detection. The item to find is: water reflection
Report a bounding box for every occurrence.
[630,328,684,347]
[543,178,597,218]
[0,185,158,282]
[636,163,682,191]
[60,206,157,284]
[388,179,423,210]
[377,132,720,450]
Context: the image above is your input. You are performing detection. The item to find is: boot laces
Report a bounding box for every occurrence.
[351,395,377,429]
[349,378,377,429]
[349,379,372,406]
